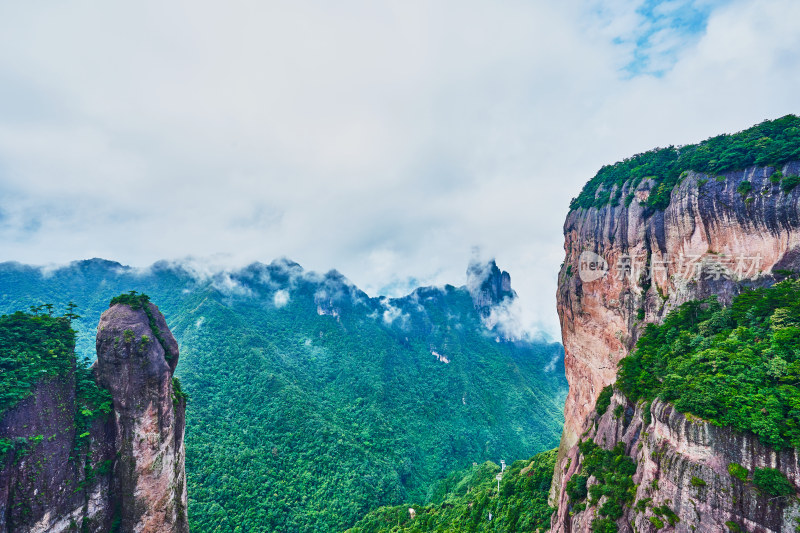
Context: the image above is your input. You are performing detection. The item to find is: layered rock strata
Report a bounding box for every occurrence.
[551,161,800,531]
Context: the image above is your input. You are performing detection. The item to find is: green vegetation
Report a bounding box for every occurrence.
[652,504,679,526]
[0,259,568,531]
[690,476,706,487]
[728,463,749,483]
[346,449,557,533]
[180,286,565,531]
[565,439,637,533]
[0,311,75,414]
[736,180,752,197]
[782,174,800,192]
[753,467,794,497]
[171,377,189,405]
[570,115,800,211]
[618,280,800,450]
[595,385,614,416]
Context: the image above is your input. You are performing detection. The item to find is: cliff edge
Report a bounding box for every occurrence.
[551,116,800,532]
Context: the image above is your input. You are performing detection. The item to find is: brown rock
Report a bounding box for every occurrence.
[96,301,188,533]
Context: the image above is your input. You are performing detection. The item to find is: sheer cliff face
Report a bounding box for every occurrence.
[0,374,116,532]
[0,301,187,533]
[552,162,800,529]
[96,302,188,533]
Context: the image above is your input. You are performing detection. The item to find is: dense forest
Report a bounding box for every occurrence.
[570,114,800,211]
[0,259,567,531]
[347,448,556,532]
[617,280,800,450]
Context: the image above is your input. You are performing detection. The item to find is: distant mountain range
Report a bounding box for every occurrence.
[0,257,567,531]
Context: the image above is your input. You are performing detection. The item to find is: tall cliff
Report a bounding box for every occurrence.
[0,296,187,532]
[551,117,800,532]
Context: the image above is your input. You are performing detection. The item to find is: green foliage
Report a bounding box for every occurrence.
[782,174,800,192]
[0,260,568,532]
[690,476,706,487]
[566,474,588,502]
[624,192,635,207]
[596,385,614,416]
[180,287,565,531]
[725,520,743,532]
[652,504,679,526]
[0,307,111,466]
[752,467,795,497]
[566,439,636,529]
[172,377,189,405]
[0,311,76,415]
[736,180,753,197]
[770,170,784,184]
[728,463,749,483]
[617,281,800,449]
[591,518,618,533]
[347,449,557,533]
[642,400,652,426]
[108,290,150,309]
[648,516,665,529]
[570,115,800,211]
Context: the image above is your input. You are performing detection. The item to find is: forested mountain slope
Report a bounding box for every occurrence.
[0,258,566,531]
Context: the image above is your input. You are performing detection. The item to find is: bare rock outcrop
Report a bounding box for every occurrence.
[95,301,188,533]
[0,374,116,532]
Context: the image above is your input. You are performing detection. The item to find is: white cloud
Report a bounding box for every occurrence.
[379,298,410,328]
[273,289,290,308]
[0,0,798,339]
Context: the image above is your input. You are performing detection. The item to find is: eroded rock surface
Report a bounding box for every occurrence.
[551,161,800,531]
[96,302,188,533]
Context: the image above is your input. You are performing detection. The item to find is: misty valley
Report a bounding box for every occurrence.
[3,116,800,533]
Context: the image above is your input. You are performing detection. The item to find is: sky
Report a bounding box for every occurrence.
[0,0,799,339]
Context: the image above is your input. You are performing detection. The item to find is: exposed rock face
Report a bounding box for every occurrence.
[0,375,115,532]
[96,302,188,533]
[553,392,800,532]
[467,259,516,316]
[551,161,800,530]
[0,300,187,532]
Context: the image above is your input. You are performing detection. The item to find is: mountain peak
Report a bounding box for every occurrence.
[466,259,516,315]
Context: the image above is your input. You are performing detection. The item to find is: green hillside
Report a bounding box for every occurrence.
[347,448,556,533]
[0,259,567,532]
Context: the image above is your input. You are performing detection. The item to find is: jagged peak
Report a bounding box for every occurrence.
[466,259,516,315]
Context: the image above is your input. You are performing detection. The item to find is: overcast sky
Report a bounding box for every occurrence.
[1,0,799,338]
